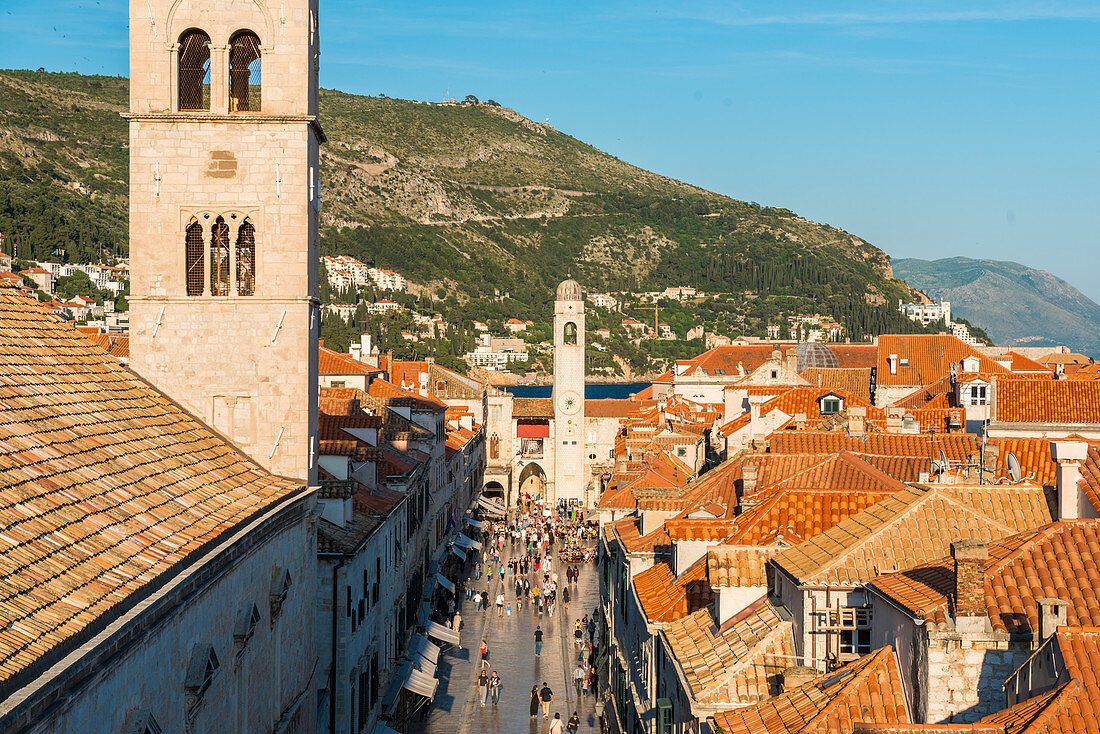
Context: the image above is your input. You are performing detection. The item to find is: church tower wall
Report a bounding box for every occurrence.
[127,0,321,482]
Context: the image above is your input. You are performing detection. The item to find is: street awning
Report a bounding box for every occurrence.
[426,620,460,646]
[455,533,482,550]
[435,573,455,595]
[465,517,487,530]
[403,667,439,700]
[451,545,467,561]
[410,633,440,669]
[477,496,506,516]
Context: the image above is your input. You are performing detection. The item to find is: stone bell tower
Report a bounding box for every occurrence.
[126,0,322,482]
[552,279,586,505]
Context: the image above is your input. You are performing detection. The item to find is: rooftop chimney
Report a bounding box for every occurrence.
[951,539,989,630]
[1037,597,1068,641]
[1051,440,1088,520]
[847,406,866,436]
[785,352,798,374]
[888,354,899,375]
[742,465,758,497]
[780,666,819,692]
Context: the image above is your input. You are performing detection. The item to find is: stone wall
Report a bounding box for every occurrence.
[925,631,1022,723]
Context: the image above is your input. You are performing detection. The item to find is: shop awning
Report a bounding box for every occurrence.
[426,620,460,646]
[478,496,506,516]
[455,533,483,550]
[465,517,486,530]
[403,667,439,700]
[410,633,440,669]
[435,573,455,595]
[451,545,467,561]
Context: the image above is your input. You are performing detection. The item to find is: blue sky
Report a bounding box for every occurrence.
[2,1,1099,298]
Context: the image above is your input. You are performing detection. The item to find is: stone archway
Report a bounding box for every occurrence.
[517,462,547,504]
[483,481,505,501]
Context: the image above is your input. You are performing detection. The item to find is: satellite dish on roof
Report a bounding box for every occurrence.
[939,450,949,472]
[1007,452,1022,482]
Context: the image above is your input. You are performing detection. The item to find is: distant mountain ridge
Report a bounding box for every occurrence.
[892,257,1100,358]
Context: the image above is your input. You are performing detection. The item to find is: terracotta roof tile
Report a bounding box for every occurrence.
[769,431,978,464]
[994,378,1100,424]
[319,345,380,375]
[800,367,874,403]
[708,546,776,588]
[512,397,554,418]
[876,334,1010,386]
[662,601,794,705]
[775,484,1054,587]
[711,646,909,734]
[633,557,713,623]
[869,521,1100,634]
[0,288,303,687]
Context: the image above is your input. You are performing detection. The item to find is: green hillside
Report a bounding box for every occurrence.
[893,257,1100,358]
[0,68,932,363]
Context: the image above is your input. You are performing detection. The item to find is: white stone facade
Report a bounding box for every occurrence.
[553,280,586,504]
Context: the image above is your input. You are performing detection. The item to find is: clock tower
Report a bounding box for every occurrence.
[552,279,586,505]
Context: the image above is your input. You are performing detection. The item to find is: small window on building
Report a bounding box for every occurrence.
[178,30,211,111]
[714,369,726,375]
[563,321,578,345]
[771,370,778,379]
[330,380,345,388]
[229,31,262,113]
[236,219,256,296]
[270,566,292,626]
[210,216,230,296]
[821,397,842,415]
[185,219,205,296]
[677,447,688,457]
[184,644,220,713]
[123,710,164,734]
[233,603,262,654]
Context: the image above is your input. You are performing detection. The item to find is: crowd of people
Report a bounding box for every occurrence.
[433,496,603,732]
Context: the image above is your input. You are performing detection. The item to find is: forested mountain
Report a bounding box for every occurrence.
[893,257,1100,358]
[0,68,931,347]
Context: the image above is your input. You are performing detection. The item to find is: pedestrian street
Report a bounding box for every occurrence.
[410,528,603,734]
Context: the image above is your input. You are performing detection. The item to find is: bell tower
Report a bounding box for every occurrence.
[552,279,586,505]
[126,0,321,482]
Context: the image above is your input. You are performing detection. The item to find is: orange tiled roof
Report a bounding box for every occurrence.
[633,556,713,623]
[876,334,1010,386]
[662,600,794,705]
[708,546,775,588]
[719,386,884,437]
[994,378,1100,424]
[586,398,651,418]
[869,521,1100,634]
[512,397,554,418]
[81,332,130,359]
[368,377,448,410]
[319,345,380,375]
[768,431,979,463]
[609,516,673,556]
[800,367,873,403]
[710,645,909,733]
[0,287,304,686]
[774,484,1054,587]
[722,488,898,546]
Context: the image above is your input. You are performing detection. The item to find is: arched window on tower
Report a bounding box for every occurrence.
[229,31,262,113]
[185,219,205,296]
[178,30,211,111]
[489,433,500,460]
[236,219,256,296]
[210,217,231,296]
[563,322,578,345]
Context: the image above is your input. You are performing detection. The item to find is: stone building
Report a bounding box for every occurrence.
[0,290,317,733]
[553,278,587,504]
[126,0,322,482]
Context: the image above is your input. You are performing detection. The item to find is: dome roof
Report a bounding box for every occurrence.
[796,341,839,371]
[556,279,583,302]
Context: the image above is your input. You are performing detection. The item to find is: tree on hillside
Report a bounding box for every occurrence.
[464,95,479,105]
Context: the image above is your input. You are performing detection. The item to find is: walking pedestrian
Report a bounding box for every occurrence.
[539,681,554,718]
[573,664,585,696]
[567,712,580,734]
[534,625,543,656]
[477,669,489,706]
[473,591,482,611]
[489,671,502,705]
[453,612,462,649]
[563,585,570,605]
[479,639,489,669]
[495,592,505,617]
[549,712,564,734]
[529,686,539,720]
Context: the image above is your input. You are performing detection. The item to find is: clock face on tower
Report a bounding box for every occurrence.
[558,390,582,415]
